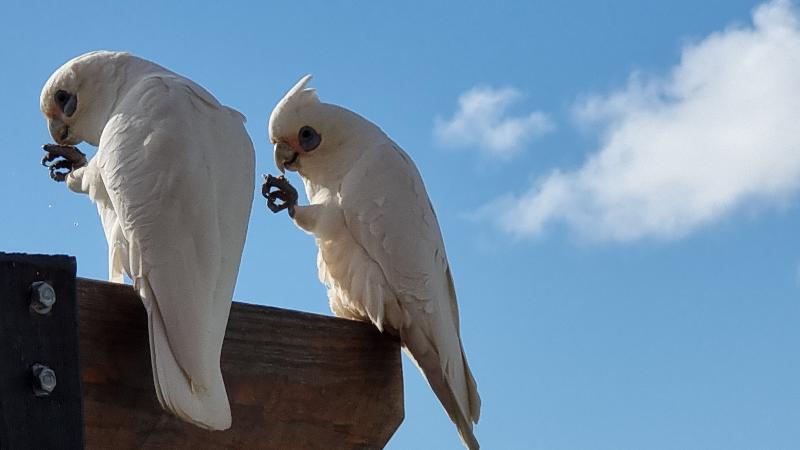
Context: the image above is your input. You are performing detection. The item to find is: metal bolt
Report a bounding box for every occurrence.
[30,281,56,314]
[31,363,57,396]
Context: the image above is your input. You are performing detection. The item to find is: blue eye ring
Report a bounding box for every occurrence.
[298,125,321,151]
[54,90,77,117]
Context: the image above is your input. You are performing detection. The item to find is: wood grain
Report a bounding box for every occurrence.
[77,278,403,450]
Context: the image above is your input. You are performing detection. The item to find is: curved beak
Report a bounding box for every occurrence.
[47,118,70,144]
[274,142,299,174]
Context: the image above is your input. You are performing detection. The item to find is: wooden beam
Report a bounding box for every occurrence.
[0,253,85,449]
[78,278,404,450]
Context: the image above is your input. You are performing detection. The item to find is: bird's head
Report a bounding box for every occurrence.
[268,75,375,182]
[40,51,131,147]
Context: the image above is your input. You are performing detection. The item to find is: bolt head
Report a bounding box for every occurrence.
[32,363,57,396]
[30,281,56,314]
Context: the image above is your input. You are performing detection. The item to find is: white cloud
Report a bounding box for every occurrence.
[491,0,800,241]
[434,86,554,160]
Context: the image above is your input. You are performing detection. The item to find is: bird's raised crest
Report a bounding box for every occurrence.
[269,75,320,138]
[278,74,319,110]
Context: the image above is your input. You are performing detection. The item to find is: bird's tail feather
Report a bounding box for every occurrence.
[141,281,231,431]
[402,339,481,450]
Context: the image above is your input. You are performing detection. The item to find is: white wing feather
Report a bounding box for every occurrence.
[88,74,253,430]
[334,142,481,448]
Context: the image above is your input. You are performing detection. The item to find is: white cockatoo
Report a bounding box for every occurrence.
[263,76,481,449]
[39,51,255,430]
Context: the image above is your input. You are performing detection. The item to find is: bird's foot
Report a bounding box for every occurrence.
[41,144,87,182]
[262,174,298,216]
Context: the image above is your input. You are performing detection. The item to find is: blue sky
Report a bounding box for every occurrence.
[2,1,799,448]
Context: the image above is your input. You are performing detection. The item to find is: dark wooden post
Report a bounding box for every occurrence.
[0,253,85,449]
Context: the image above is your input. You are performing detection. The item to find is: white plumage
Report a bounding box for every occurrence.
[267,76,481,449]
[40,51,254,430]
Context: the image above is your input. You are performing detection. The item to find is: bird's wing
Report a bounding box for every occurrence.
[338,141,481,448]
[96,75,233,429]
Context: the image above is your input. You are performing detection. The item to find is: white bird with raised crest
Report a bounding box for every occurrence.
[263,76,481,449]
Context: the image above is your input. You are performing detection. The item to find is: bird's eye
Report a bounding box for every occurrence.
[55,90,68,104]
[298,126,321,151]
[54,90,77,117]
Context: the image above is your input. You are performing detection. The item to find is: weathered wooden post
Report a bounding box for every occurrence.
[0,253,85,449]
[0,253,404,450]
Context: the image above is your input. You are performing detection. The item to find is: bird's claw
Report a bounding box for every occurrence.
[262,174,298,215]
[41,144,87,183]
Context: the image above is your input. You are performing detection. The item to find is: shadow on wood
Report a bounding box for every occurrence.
[78,278,404,450]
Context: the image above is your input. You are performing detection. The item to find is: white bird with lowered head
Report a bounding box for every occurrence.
[40,51,255,430]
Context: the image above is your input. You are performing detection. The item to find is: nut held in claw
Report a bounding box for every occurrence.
[262,174,298,214]
[41,143,88,182]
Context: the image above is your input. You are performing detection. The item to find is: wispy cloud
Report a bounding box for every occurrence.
[434,86,554,160]
[488,0,800,241]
